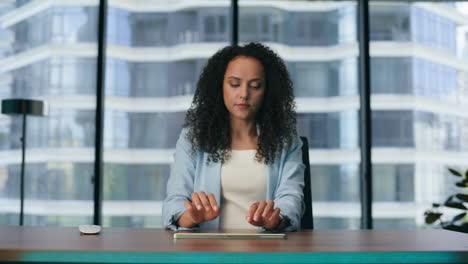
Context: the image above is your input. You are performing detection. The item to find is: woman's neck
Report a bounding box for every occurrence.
[230,119,258,150]
[230,119,257,139]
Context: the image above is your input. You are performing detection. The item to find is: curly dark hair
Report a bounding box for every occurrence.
[184,42,297,164]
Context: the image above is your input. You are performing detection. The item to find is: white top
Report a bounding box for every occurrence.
[219,150,268,229]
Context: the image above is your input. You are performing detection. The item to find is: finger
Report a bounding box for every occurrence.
[262,200,274,218]
[269,208,281,222]
[184,200,196,222]
[264,208,281,229]
[197,191,211,212]
[191,192,203,211]
[184,200,193,211]
[246,203,258,222]
[207,193,219,212]
[247,216,258,226]
[254,201,267,222]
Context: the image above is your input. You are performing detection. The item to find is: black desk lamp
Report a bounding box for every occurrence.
[1,99,45,225]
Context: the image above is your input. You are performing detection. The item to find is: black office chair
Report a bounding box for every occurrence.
[300,137,314,229]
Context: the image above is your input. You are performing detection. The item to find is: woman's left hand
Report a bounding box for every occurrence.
[246,200,281,229]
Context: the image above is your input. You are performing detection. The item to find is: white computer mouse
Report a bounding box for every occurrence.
[78,225,102,235]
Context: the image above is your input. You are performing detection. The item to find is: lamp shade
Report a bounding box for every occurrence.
[1,99,45,116]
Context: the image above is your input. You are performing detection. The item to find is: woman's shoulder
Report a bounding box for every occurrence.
[177,127,193,147]
[271,134,303,163]
[179,127,189,138]
[177,127,204,156]
[284,134,303,152]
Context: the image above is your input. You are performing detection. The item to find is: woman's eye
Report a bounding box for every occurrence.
[230,84,240,87]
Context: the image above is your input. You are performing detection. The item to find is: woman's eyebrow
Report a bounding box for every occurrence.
[227,76,240,80]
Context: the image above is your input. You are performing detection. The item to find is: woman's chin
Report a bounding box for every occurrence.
[231,113,255,121]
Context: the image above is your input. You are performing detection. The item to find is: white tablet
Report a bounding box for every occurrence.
[173,232,286,239]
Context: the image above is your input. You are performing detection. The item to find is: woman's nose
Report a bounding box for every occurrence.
[239,85,249,99]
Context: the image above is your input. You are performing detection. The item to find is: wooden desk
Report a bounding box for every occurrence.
[0,226,467,263]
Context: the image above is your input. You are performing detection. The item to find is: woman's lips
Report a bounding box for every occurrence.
[236,104,250,109]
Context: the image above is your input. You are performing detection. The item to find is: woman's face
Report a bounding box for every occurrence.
[223,56,265,122]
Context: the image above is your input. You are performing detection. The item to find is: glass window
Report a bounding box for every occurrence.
[374,218,416,229]
[170,11,198,44]
[102,1,229,227]
[370,5,410,41]
[315,217,359,229]
[292,12,337,46]
[261,10,360,234]
[200,9,229,42]
[248,0,360,230]
[3,0,466,231]
[106,8,131,46]
[131,13,168,46]
[8,59,96,97]
[373,164,414,202]
[311,164,359,201]
[372,110,414,147]
[133,62,169,97]
[370,1,468,229]
[371,58,412,95]
[298,111,358,150]
[292,61,342,97]
[10,7,97,54]
[0,2,98,225]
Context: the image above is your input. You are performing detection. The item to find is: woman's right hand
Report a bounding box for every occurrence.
[177,191,220,228]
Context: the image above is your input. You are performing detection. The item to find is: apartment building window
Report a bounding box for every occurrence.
[132,62,169,97]
[49,58,96,96]
[297,113,341,149]
[12,11,46,53]
[105,59,131,97]
[239,8,283,43]
[411,6,456,54]
[104,164,169,200]
[373,164,414,202]
[128,113,170,149]
[371,57,412,95]
[413,58,457,101]
[46,109,95,148]
[169,61,197,96]
[293,61,340,97]
[372,111,414,147]
[369,5,410,41]
[106,8,131,46]
[61,58,97,95]
[0,2,98,225]
[414,111,468,152]
[201,10,228,42]
[293,11,338,46]
[55,7,98,44]
[171,12,198,44]
[311,164,359,202]
[131,13,168,46]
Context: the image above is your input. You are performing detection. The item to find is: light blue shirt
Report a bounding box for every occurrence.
[162,128,305,231]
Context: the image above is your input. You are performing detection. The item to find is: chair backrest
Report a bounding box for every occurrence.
[300,137,314,229]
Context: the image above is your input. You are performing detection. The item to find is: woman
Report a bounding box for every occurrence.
[162,42,305,231]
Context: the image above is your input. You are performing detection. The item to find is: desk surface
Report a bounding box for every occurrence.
[1,226,467,263]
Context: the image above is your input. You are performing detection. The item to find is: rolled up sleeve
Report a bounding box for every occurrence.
[273,136,305,231]
[162,129,199,231]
